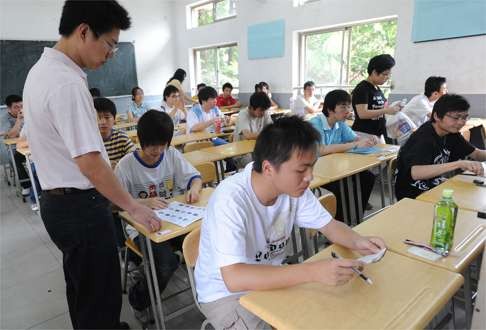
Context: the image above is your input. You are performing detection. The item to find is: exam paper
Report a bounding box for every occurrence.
[155,202,205,227]
[357,248,387,264]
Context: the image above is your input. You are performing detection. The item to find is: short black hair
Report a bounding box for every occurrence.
[163,85,179,101]
[59,0,131,37]
[259,81,270,90]
[198,86,218,104]
[167,68,186,84]
[94,97,117,117]
[5,94,22,107]
[89,87,101,98]
[253,116,320,173]
[222,82,233,91]
[131,86,143,101]
[137,110,174,148]
[249,92,271,111]
[424,76,446,97]
[322,90,351,117]
[255,83,262,92]
[303,81,315,90]
[367,54,395,75]
[431,94,469,123]
[196,83,206,91]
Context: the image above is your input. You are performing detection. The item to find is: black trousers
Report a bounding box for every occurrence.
[324,170,376,223]
[14,150,31,189]
[40,189,122,329]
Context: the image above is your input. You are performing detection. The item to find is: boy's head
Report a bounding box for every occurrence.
[367,54,395,85]
[137,110,174,160]
[89,87,101,98]
[259,82,270,94]
[222,82,233,97]
[253,116,320,197]
[303,81,315,98]
[255,83,263,93]
[196,83,207,92]
[58,0,131,69]
[248,92,271,118]
[131,86,143,102]
[94,97,117,136]
[5,94,23,116]
[198,86,218,110]
[431,94,469,133]
[163,85,180,106]
[424,76,447,101]
[322,89,351,120]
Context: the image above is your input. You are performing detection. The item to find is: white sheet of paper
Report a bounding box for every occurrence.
[407,246,442,261]
[357,248,387,264]
[155,201,205,228]
[462,162,486,177]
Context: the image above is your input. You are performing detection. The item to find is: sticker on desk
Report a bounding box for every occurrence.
[357,248,387,264]
[407,246,442,261]
[155,202,205,227]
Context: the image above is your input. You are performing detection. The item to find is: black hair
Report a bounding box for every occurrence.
[94,97,117,117]
[196,83,207,91]
[424,76,447,98]
[89,87,101,98]
[253,116,320,173]
[163,85,179,101]
[255,83,262,92]
[5,94,22,107]
[137,110,174,148]
[58,0,131,37]
[431,94,470,123]
[259,81,270,90]
[131,86,143,101]
[367,54,395,75]
[249,92,271,111]
[198,86,218,104]
[322,89,351,117]
[303,81,315,90]
[167,68,186,84]
[222,82,233,91]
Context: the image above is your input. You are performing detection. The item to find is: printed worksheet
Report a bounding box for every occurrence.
[155,202,205,227]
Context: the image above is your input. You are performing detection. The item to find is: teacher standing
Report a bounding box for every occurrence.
[22,1,160,329]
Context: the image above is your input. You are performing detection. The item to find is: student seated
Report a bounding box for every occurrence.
[115,110,202,321]
[395,94,486,200]
[291,80,322,116]
[160,85,186,126]
[195,116,386,329]
[402,76,447,127]
[309,90,377,221]
[233,92,273,167]
[94,97,136,168]
[192,83,206,104]
[216,82,241,110]
[4,94,31,195]
[255,81,279,110]
[127,86,150,122]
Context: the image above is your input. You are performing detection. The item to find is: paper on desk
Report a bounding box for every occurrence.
[407,246,442,261]
[155,201,205,227]
[462,162,486,177]
[347,146,381,154]
[357,248,387,264]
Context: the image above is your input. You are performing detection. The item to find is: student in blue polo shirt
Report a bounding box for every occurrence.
[309,89,377,221]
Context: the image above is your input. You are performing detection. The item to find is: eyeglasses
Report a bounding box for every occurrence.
[445,113,469,121]
[101,38,118,55]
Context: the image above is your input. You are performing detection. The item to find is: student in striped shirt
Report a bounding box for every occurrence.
[94,97,136,168]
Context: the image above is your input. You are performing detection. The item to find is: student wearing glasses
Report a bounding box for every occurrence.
[395,94,486,200]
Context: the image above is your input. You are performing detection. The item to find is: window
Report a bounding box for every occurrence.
[190,0,237,28]
[194,44,239,92]
[293,0,319,7]
[299,19,397,95]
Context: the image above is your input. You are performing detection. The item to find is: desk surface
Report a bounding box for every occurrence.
[183,150,222,166]
[119,187,214,243]
[313,153,381,181]
[309,175,331,190]
[201,140,256,159]
[355,198,486,273]
[417,175,486,213]
[240,245,463,330]
[114,122,137,130]
[3,137,20,146]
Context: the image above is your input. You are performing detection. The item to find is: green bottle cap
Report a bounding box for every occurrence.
[442,189,454,198]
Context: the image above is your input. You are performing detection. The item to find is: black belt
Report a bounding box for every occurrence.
[43,188,96,195]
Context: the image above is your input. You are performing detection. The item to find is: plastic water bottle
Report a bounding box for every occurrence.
[430,189,458,254]
[214,117,222,134]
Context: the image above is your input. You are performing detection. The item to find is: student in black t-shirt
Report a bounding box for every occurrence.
[395,94,486,200]
[352,54,401,139]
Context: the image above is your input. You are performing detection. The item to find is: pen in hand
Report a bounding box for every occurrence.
[331,251,373,285]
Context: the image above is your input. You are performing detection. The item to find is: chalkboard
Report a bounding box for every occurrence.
[1,40,138,104]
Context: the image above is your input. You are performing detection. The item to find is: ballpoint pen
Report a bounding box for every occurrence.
[331,251,373,285]
[403,239,449,257]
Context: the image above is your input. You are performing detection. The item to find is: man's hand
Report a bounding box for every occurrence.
[308,258,364,286]
[128,202,161,232]
[353,236,386,256]
[457,160,484,176]
[185,187,201,203]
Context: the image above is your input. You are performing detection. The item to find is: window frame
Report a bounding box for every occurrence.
[189,0,237,29]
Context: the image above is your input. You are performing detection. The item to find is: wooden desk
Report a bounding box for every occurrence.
[240,245,463,330]
[171,131,218,146]
[201,140,256,159]
[417,175,486,213]
[183,150,222,167]
[309,175,330,190]
[3,137,20,146]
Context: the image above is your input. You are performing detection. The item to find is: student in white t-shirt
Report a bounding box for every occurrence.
[115,110,202,318]
[195,116,386,329]
[402,76,447,127]
[291,80,323,116]
[160,84,186,126]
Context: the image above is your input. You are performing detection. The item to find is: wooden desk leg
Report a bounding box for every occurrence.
[346,176,357,227]
[464,266,473,329]
[355,173,363,222]
[339,180,350,226]
[139,236,163,330]
[379,163,386,208]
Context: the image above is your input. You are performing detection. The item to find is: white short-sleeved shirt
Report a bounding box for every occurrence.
[186,104,222,133]
[233,108,273,142]
[195,162,332,303]
[23,47,109,190]
[402,94,434,127]
[114,147,201,239]
[292,95,322,116]
[160,100,186,125]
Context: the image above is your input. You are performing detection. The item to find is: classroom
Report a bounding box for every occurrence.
[1,0,485,329]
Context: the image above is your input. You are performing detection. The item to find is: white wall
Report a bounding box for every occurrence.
[0,0,176,96]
